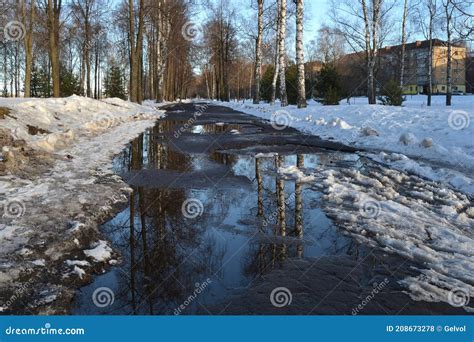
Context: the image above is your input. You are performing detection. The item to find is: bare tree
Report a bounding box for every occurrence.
[270,0,281,104]
[331,0,393,104]
[278,0,288,106]
[46,0,62,97]
[400,0,408,88]
[442,0,454,106]
[253,0,264,104]
[128,0,145,103]
[21,0,35,98]
[308,25,346,63]
[294,0,306,108]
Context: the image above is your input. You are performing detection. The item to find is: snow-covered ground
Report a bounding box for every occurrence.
[216,95,474,196]
[0,96,163,313]
[216,96,473,311]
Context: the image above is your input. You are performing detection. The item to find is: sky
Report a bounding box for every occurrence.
[304,0,331,42]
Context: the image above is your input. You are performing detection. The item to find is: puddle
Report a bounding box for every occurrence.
[73,103,463,315]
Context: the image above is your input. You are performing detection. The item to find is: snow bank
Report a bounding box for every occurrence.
[0,96,163,313]
[0,95,158,152]
[215,95,474,195]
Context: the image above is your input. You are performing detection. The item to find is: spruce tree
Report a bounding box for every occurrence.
[104,65,127,100]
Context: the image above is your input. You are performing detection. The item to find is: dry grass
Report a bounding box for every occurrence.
[0,107,10,119]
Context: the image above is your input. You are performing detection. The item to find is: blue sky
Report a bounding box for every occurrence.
[304,0,330,41]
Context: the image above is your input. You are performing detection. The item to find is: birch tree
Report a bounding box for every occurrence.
[278,0,288,107]
[442,0,454,106]
[400,0,408,88]
[363,0,381,104]
[331,0,389,105]
[294,0,306,108]
[270,0,281,104]
[253,0,264,104]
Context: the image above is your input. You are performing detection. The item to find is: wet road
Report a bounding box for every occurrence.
[73,103,463,315]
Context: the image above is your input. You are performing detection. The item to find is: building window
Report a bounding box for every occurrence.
[442,86,446,90]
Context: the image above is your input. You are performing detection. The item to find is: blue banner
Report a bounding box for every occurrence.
[0,316,471,342]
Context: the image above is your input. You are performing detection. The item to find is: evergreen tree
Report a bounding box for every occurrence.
[30,65,51,98]
[60,67,80,97]
[104,65,127,100]
[317,63,342,105]
[260,66,275,102]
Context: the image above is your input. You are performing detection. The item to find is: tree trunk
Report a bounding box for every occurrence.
[362,0,378,104]
[295,0,306,108]
[22,0,35,98]
[278,0,288,106]
[400,0,408,88]
[427,4,434,107]
[253,0,264,104]
[270,0,281,105]
[129,0,137,102]
[47,0,61,98]
[445,3,452,106]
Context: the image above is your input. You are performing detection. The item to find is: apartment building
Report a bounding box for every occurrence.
[380,39,467,95]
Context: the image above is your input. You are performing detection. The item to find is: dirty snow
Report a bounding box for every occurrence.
[216,95,474,196]
[311,164,474,311]
[217,94,474,311]
[0,95,163,313]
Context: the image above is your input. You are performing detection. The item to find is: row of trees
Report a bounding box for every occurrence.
[0,0,193,103]
[0,0,472,106]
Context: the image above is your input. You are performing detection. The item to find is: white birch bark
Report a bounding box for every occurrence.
[253,0,264,104]
[278,0,288,106]
[295,0,307,108]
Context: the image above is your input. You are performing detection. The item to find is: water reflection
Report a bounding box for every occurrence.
[75,119,364,315]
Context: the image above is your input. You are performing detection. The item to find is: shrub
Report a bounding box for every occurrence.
[379,79,406,106]
[317,63,342,105]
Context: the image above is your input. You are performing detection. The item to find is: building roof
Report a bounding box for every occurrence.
[381,39,466,52]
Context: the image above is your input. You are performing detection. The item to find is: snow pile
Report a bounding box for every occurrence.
[216,96,474,195]
[0,95,158,152]
[317,165,474,311]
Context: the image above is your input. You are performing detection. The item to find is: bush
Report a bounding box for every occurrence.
[321,86,341,105]
[379,79,405,106]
